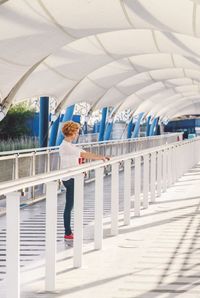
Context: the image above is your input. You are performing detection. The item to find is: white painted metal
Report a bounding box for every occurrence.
[143,154,149,209]
[94,167,104,250]
[150,152,156,203]
[157,151,162,197]
[15,154,19,179]
[1,137,200,298]
[45,181,58,292]
[47,150,50,173]
[167,148,173,187]
[73,174,84,268]
[111,163,119,235]
[134,156,141,216]
[172,147,176,184]
[6,192,20,298]
[0,134,183,185]
[124,159,131,225]
[32,152,36,176]
[162,149,167,192]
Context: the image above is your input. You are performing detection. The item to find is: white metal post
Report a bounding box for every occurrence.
[32,152,36,175]
[124,159,131,225]
[74,174,84,268]
[162,149,167,192]
[177,145,182,179]
[143,154,149,209]
[47,150,50,173]
[171,147,176,184]
[6,192,20,298]
[150,151,156,203]
[111,163,119,236]
[15,154,19,179]
[94,167,104,250]
[134,156,141,216]
[45,181,58,292]
[167,148,172,187]
[174,145,179,181]
[157,150,162,197]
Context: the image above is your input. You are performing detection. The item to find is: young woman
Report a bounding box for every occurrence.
[59,121,110,240]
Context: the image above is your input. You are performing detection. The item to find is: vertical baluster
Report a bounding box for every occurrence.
[73,174,84,268]
[45,181,57,292]
[6,192,20,298]
[111,163,119,235]
[162,149,167,192]
[124,159,131,225]
[157,150,162,197]
[143,154,149,209]
[134,156,141,216]
[94,167,104,249]
[150,151,156,202]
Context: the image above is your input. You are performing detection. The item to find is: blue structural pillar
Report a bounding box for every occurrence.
[104,120,113,141]
[39,97,49,148]
[56,105,75,145]
[48,115,60,147]
[98,107,108,141]
[149,117,159,136]
[132,112,144,138]
[127,119,134,139]
[146,116,151,137]
[83,116,89,134]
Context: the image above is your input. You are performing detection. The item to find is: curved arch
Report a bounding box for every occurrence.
[1,1,200,119]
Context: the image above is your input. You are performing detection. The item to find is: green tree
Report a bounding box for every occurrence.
[0,103,36,140]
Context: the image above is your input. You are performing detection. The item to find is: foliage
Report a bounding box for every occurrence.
[0,103,36,140]
[0,136,39,152]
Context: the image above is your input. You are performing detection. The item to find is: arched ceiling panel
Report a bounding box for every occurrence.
[1,0,200,120]
[124,0,194,35]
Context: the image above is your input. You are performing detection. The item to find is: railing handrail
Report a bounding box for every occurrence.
[0,133,183,156]
[0,136,192,196]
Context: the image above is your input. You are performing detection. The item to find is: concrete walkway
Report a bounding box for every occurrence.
[4,164,200,298]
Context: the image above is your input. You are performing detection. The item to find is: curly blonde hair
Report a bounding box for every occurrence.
[62,121,80,137]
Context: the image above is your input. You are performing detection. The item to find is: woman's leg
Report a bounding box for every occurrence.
[62,179,74,235]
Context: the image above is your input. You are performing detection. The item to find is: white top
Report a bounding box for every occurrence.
[59,140,85,181]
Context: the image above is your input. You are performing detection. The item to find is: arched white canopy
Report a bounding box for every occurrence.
[1,0,200,120]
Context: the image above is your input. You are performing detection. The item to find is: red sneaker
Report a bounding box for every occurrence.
[64,233,74,240]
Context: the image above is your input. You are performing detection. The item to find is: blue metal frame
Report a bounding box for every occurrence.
[56,105,75,145]
[98,107,107,141]
[48,115,60,147]
[39,97,49,148]
[132,112,144,138]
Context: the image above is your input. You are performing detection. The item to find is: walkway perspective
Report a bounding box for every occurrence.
[0,137,199,298]
[18,163,200,298]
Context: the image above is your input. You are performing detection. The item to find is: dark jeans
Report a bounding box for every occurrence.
[62,179,74,235]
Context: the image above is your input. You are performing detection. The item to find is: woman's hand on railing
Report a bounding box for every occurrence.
[101,156,110,162]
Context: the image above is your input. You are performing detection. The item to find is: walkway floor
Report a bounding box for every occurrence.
[2,164,200,298]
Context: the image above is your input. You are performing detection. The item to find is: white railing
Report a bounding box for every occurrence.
[0,133,182,184]
[0,136,199,298]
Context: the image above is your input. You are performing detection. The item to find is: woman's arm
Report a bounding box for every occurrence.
[80,151,110,162]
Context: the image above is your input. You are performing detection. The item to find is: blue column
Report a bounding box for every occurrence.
[56,105,75,145]
[83,115,89,134]
[127,119,134,139]
[48,115,60,147]
[146,116,151,136]
[149,117,159,136]
[154,117,160,135]
[104,121,113,141]
[60,114,64,122]
[98,107,107,141]
[132,112,144,138]
[39,97,49,148]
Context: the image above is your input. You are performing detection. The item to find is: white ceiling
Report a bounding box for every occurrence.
[1,0,200,120]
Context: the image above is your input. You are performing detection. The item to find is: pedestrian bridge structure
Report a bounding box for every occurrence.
[1,135,200,298]
[1,1,200,298]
